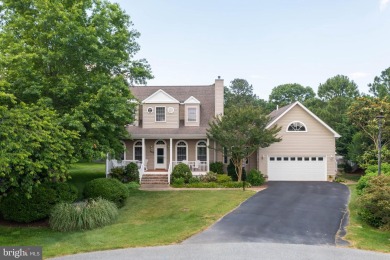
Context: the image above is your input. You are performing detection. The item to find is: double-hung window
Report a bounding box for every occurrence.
[155,107,166,122]
[187,107,197,122]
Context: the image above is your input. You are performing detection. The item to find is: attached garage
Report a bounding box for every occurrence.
[267,156,327,181]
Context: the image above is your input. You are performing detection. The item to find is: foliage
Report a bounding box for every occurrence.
[171,163,192,184]
[200,171,218,182]
[209,162,224,174]
[0,190,255,258]
[368,67,390,98]
[269,83,315,107]
[356,146,390,169]
[189,177,201,184]
[247,169,266,186]
[207,105,281,181]
[216,174,232,183]
[0,0,152,160]
[224,79,267,110]
[110,163,139,183]
[49,198,118,232]
[227,159,238,181]
[347,97,390,150]
[356,163,390,194]
[317,75,360,101]
[172,177,185,186]
[0,182,77,223]
[83,178,128,208]
[126,181,140,191]
[357,175,390,230]
[171,181,251,188]
[0,93,77,198]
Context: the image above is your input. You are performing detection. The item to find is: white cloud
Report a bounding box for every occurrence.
[380,0,389,11]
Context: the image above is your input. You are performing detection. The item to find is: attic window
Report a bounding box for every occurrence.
[287,121,307,132]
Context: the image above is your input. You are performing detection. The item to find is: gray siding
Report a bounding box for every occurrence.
[142,104,179,129]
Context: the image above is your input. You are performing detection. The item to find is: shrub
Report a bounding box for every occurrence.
[200,171,218,183]
[83,178,128,208]
[357,175,390,230]
[216,174,232,183]
[171,163,192,183]
[124,163,140,183]
[189,177,201,184]
[247,169,265,186]
[357,163,390,194]
[227,160,238,181]
[210,162,224,174]
[49,198,118,232]
[223,181,251,188]
[110,163,140,183]
[172,177,185,186]
[126,181,140,193]
[0,182,77,223]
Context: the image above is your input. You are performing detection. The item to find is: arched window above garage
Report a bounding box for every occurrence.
[287,121,307,132]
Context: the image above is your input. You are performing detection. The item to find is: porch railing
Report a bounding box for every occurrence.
[171,161,208,173]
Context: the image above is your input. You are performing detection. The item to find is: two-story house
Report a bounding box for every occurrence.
[110,78,224,184]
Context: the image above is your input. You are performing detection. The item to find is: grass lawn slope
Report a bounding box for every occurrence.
[345,184,390,253]
[0,189,254,258]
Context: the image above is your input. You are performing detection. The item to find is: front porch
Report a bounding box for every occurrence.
[105,159,208,184]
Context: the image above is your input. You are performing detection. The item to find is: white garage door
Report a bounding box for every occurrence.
[268,156,327,181]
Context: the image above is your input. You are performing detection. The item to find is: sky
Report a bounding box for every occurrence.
[114,0,390,100]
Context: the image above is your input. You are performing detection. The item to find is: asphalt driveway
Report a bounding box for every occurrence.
[184,181,350,245]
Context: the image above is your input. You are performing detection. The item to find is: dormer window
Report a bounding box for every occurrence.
[187,107,197,122]
[287,121,307,132]
[155,107,166,122]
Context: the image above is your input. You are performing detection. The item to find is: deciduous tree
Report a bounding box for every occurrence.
[0,0,152,159]
[207,105,281,181]
[318,75,360,101]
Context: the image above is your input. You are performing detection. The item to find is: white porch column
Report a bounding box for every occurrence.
[142,138,145,167]
[170,138,173,170]
[207,138,210,172]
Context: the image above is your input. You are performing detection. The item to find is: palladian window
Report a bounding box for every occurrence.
[176,141,187,161]
[287,121,306,132]
[197,141,207,161]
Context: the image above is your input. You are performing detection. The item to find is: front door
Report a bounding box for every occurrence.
[155,140,166,169]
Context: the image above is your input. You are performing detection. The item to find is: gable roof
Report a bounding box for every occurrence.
[142,89,179,104]
[267,101,341,138]
[184,96,201,104]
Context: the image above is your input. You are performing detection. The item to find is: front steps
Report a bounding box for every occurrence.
[141,174,169,184]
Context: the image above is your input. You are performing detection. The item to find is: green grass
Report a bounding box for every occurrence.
[337,172,363,182]
[0,189,254,258]
[68,163,106,199]
[345,184,390,252]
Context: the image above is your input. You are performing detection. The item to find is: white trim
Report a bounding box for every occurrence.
[142,89,179,104]
[186,106,198,122]
[133,140,142,161]
[267,101,341,138]
[184,96,201,104]
[286,121,308,132]
[154,140,166,169]
[147,107,153,113]
[155,106,166,122]
[175,140,188,161]
[196,140,207,162]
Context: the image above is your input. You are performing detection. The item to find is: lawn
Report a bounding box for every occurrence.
[68,162,106,199]
[345,184,390,253]
[0,163,255,258]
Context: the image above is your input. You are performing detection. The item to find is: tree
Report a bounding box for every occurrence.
[0,0,153,159]
[224,78,271,112]
[207,105,281,181]
[347,97,390,167]
[318,75,360,101]
[0,92,77,198]
[368,67,390,98]
[269,83,315,107]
